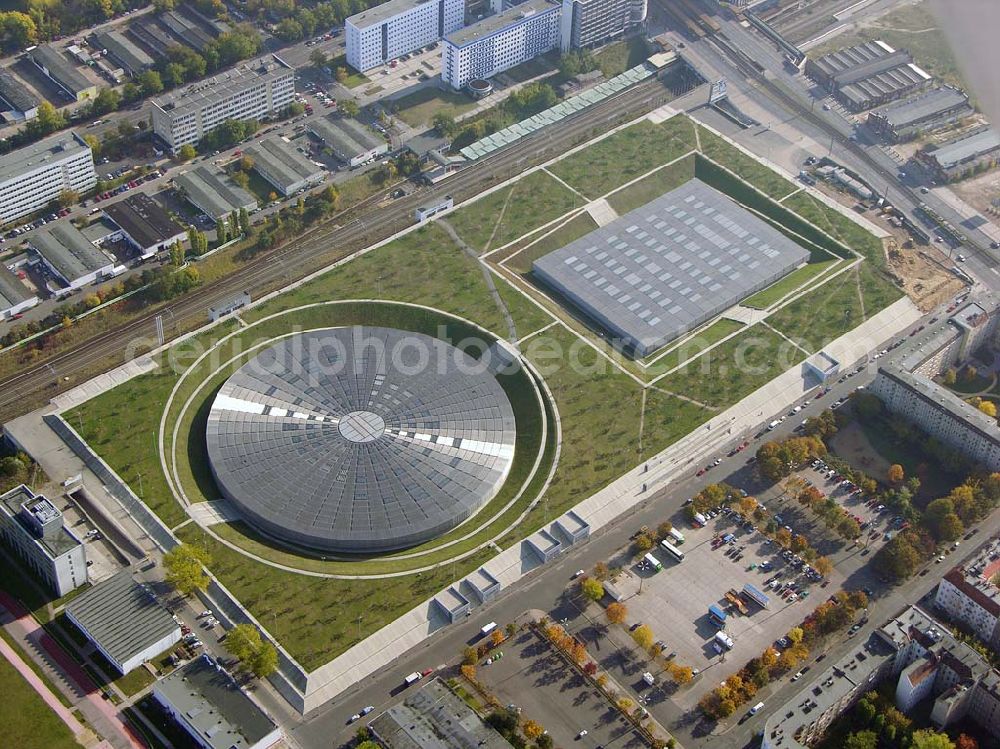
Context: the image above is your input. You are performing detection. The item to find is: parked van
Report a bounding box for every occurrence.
[750,701,765,715]
[404,672,422,686]
[768,420,780,431]
[480,622,498,637]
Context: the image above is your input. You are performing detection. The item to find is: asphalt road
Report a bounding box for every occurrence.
[0,75,677,422]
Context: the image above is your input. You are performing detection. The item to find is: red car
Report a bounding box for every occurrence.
[697,468,706,476]
[421,667,434,677]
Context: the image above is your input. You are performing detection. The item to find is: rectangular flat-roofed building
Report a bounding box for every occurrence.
[917,127,1000,181]
[560,0,646,51]
[533,179,809,357]
[346,0,465,72]
[103,193,186,259]
[837,62,931,111]
[806,40,898,88]
[0,68,40,121]
[0,485,86,596]
[0,265,38,319]
[0,132,96,225]
[442,0,562,90]
[29,221,121,291]
[308,116,388,167]
[370,678,511,749]
[28,44,98,101]
[150,55,295,152]
[175,164,257,222]
[246,137,325,196]
[868,86,972,142]
[66,570,181,674]
[92,30,155,77]
[154,654,282,749]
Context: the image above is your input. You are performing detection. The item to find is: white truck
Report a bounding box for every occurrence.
[715,631,734,650]
[642,672,656,687]
[480,622,498,638]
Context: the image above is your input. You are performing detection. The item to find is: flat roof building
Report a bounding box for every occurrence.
[175,164,257,222]
[805,40,929,111]
[308,116,388,168]
[150,55,295,152]
[560,0,646,52]
[346,0,465,72]
[154,654,282,749]
[917,126,1000,181]
[433,587,471,623]
[442,0,562,90]
[370,678,511,749]
[65,570,181,674]
[0,131,96,225]
[29,220,122,292]
[0,68,40,121]
[92,30,155,77]
[103,193,186,259]
[533,179,809,357]
[806,40,898,87]
[0,485,86,597]
[28,44,98,101]
[0,265,38,319]
[837,62,931,112]
[245,137,325,196]
[935,537,1000,652]
[867,86,972,142]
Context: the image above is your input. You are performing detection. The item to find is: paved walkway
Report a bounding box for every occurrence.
[586,198,619,227]
[0,593,144,749]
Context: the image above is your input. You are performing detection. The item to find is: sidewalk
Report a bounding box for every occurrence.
[0,592,145,749]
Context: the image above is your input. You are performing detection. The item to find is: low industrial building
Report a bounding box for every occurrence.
[0,131,96,225]
[761,605,1000,748]
[103,193,186,259]
[28,44,98,101]
[433,587,471,623]
[345,0,465,72]
[526,528,563,562]
[91,30,155,77]
[150,56,295,152]
[370,678,511,749]
[442,0,562,90]
[867,86,972,142]
[0,485,86,597]
[65,570,181,674]
[554,510,590,544]
[533,179,809,357]
[0,265,38,319]
[870,295,1000,471]
[805,40,930,111]
[916,126,1000,181]
[246,137,325,196]
[175,164,258,223]
[28,221,123,292]
[0,68,39,121]
[308,116,388,168]
[463,567,501,603]
[153,654,282,749]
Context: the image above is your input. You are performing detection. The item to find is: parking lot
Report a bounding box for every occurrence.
[607,513,849,703]
[476,626,647,749]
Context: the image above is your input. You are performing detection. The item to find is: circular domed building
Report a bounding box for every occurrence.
[205,326,517,553]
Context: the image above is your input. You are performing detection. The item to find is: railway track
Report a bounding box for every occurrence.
[0,77,672,422]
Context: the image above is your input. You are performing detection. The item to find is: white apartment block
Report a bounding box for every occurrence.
[442,0,562,90]
[150,55,295,153]
[0,132,96,225]
[560,0,646,51]
[346,0,464,73]
[934,540,1000,651]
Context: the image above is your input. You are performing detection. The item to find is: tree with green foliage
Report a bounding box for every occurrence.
[340,99,360,118]
[631,624,654,650]
[177,143,197,162]
[431,111,458,138]
[558,49,598,78]
[163,543,211,596]
[225,623,278,678]
[139,69,164,96]
[169,241,185,267]
[238,207,251,235]
[580,577,604,601]
[911,730,955,749]
[89,87,121,116]
[873,533,922,581]
[0,11,37,54]
[843,731,878,749]
[309,49,327,69]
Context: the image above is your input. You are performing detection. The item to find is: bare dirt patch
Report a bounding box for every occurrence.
[886,240,965,311]
[947,169,1000,221]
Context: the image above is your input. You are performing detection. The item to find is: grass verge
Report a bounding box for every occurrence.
[391,88,477,127]
[0,653,79,749]
[741,259,842,310]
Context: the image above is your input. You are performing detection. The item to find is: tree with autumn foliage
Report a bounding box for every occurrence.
[606,602,627,624]
[522,720,544,740]
[888,463,905,484]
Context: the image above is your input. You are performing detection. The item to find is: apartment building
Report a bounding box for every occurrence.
[934,538,1000,651]
[0,485,86,597]
[150,55,295,152]
[0,132,96,225]
[560,0,646,51]
[345,0,464,72]
[442,0,561,90]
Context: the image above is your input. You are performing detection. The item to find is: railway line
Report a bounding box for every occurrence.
[0,76,673,422]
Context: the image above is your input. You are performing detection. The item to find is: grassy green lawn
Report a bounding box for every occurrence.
[550,117,698,199]
[391,87,477,127]
[655,326,796,408]
[446,170,583,253]
[501,212,599,274]
[606,154,696,214]
[741,259,842,310]
[504,54,557,83]
[782,192,887,268]
[765,265,865,353]
[595,37,651,77]
[643,319,745,377]
[328,55,371,88]
[0,655,79,749]
[114,665,155,697]
[697,127,799,201]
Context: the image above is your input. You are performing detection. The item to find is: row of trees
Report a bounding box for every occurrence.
[788,478,862,542]
[431,82,559,149]
[699,590,868,719]
[755,434,826,482]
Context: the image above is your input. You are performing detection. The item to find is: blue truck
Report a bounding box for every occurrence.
[708,604,728,627]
